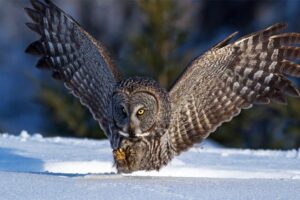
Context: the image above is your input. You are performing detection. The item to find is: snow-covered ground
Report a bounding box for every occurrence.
[0,131,300,200]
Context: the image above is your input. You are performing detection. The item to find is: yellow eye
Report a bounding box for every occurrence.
[137,109,145,116]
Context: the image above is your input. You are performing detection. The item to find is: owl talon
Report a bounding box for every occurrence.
[113,149,126,161]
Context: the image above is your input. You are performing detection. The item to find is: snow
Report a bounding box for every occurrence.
[0,131,300,200]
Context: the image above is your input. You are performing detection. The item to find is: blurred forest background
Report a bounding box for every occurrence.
[0,0,300,149]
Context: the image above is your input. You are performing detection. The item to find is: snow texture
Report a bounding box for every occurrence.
[0,131,299,200]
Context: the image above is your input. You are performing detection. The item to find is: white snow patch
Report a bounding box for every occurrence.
[1,132,299,179]
[44,161,116,174]
[20,130,30,142]
[0,132,300,200]
[130,167,300,179]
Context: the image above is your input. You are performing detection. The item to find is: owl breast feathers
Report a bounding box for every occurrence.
[25,0,300,173]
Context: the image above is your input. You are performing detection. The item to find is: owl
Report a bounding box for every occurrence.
[25,0,300,173]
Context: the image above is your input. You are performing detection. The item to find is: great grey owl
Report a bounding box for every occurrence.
[25,0,300,173]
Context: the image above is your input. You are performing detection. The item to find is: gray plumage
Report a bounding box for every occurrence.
[25,0,300,173]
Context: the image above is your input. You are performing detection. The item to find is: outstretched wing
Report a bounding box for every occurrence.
[169,23,300,154]
[25,0,121,139]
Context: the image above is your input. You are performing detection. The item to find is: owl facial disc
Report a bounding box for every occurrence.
[113,88,159,138]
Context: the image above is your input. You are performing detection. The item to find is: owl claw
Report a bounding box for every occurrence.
[113,148,126,161]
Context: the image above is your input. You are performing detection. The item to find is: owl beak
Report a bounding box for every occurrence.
[128,128,136,138]
[118,119,144,138]
[129,122,135,132]
[118,123,134,138]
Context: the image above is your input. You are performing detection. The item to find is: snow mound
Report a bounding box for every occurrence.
[1,131,300,200]
[1,131,299,179]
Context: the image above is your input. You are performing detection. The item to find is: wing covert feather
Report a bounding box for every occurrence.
[169,23,300,154]
[25,0,121,137]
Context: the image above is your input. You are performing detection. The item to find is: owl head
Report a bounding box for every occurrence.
[112,77,171,139]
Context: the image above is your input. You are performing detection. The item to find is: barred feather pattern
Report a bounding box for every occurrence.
[25,1,300,173]
[169,23,300,154]
[25,0,121,141]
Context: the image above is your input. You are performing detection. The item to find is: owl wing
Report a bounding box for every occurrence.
[25,0,121,139]
[169,23,300,154]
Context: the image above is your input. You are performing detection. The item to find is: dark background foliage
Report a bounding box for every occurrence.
[0,0,299,149]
